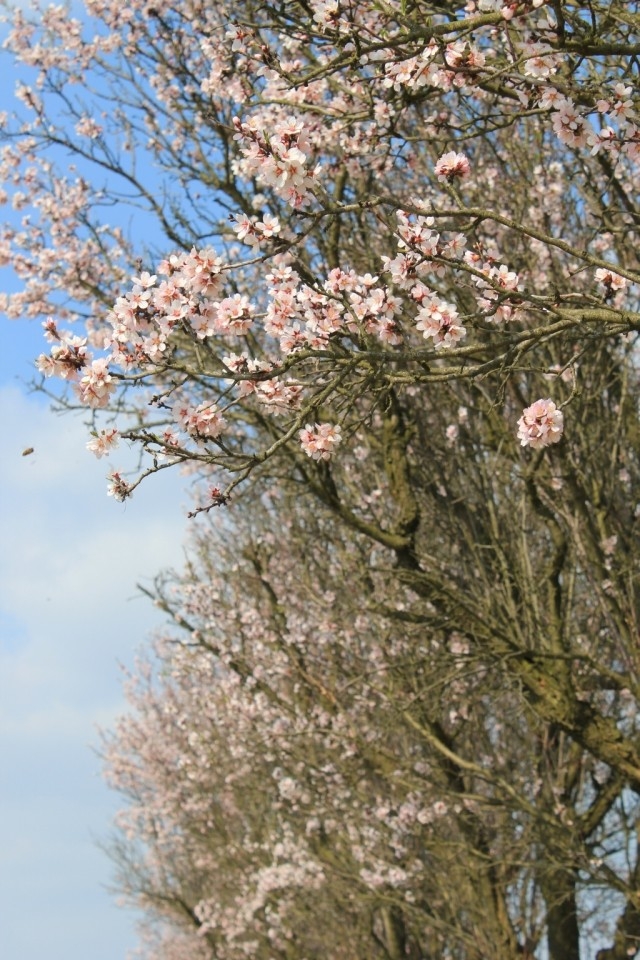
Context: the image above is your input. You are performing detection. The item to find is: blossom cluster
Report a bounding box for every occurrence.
[265,262,404,353]
[172,399,226,440]
[232,115,317,208]
[298,422,342,460]
[87,427,120,458]
[36,319,116,409]
[14,0,639,506]
[595,267,628,298]
[415,290,466,349]
[464,252,522,323]
[517,398,564,449]
[230,212,281,248]
[434,151,471,183]
[12,3,638,957]
[542,83,639,161]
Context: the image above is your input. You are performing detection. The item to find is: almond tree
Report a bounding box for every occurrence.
[102,435,639,960]
[2,1,640,958]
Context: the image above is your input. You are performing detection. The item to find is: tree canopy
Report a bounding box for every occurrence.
[2,1,640,958]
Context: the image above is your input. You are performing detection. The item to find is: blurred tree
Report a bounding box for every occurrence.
[2,1,640,957]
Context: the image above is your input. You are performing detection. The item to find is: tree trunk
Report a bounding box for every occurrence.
[540,867,580,960]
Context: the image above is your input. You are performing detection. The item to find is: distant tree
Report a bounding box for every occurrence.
[2,1,640,957]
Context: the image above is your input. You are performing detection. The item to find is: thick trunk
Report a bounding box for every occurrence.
[374,905,407,960]
[596,843,640,960]
[540,867,580,960]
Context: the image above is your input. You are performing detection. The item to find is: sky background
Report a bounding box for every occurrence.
[0,381,187,960]
[0,4,191,958]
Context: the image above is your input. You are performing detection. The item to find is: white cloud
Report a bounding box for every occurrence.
[0,385,190,960]
[0,386,189,707]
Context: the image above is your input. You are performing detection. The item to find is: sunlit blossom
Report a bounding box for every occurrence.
[434,151,471,183]
[517,398,564,449]
[299,422,342,460]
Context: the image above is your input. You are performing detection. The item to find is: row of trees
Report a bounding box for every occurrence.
[2,0,640,957]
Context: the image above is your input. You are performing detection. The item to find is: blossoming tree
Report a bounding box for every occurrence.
[2,0,640,957]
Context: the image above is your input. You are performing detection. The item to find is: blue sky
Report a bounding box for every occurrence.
[0,4,191,959]
[0,376,188,960]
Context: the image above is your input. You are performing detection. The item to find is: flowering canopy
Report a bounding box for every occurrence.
[2,0,640,958]
[1,0,637,505]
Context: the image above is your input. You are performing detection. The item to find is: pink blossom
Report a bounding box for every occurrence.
[434,151,470,183]
[299,422,342,460]
[231,212,256,243]
[87,427,120,458]
[256,213,281,239]
[106,471,131,501]
[415,297,466,348]
[75,116,103,139]
[214,294,254,334]
[42,317,60,343]
[594,267,627,293]
[256,378,303,410]
[520,41,561,80]
[517,399,564,449]
[493,264,519,291]
[311,0,340,29]
[587,126,618,156]
[172,400,226,439]
[74,357,115,408]
[551,98,588,148]
[131,271,157,289]
[36,334,89,380]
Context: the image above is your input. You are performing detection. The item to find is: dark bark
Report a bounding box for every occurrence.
[540,867,581,960]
